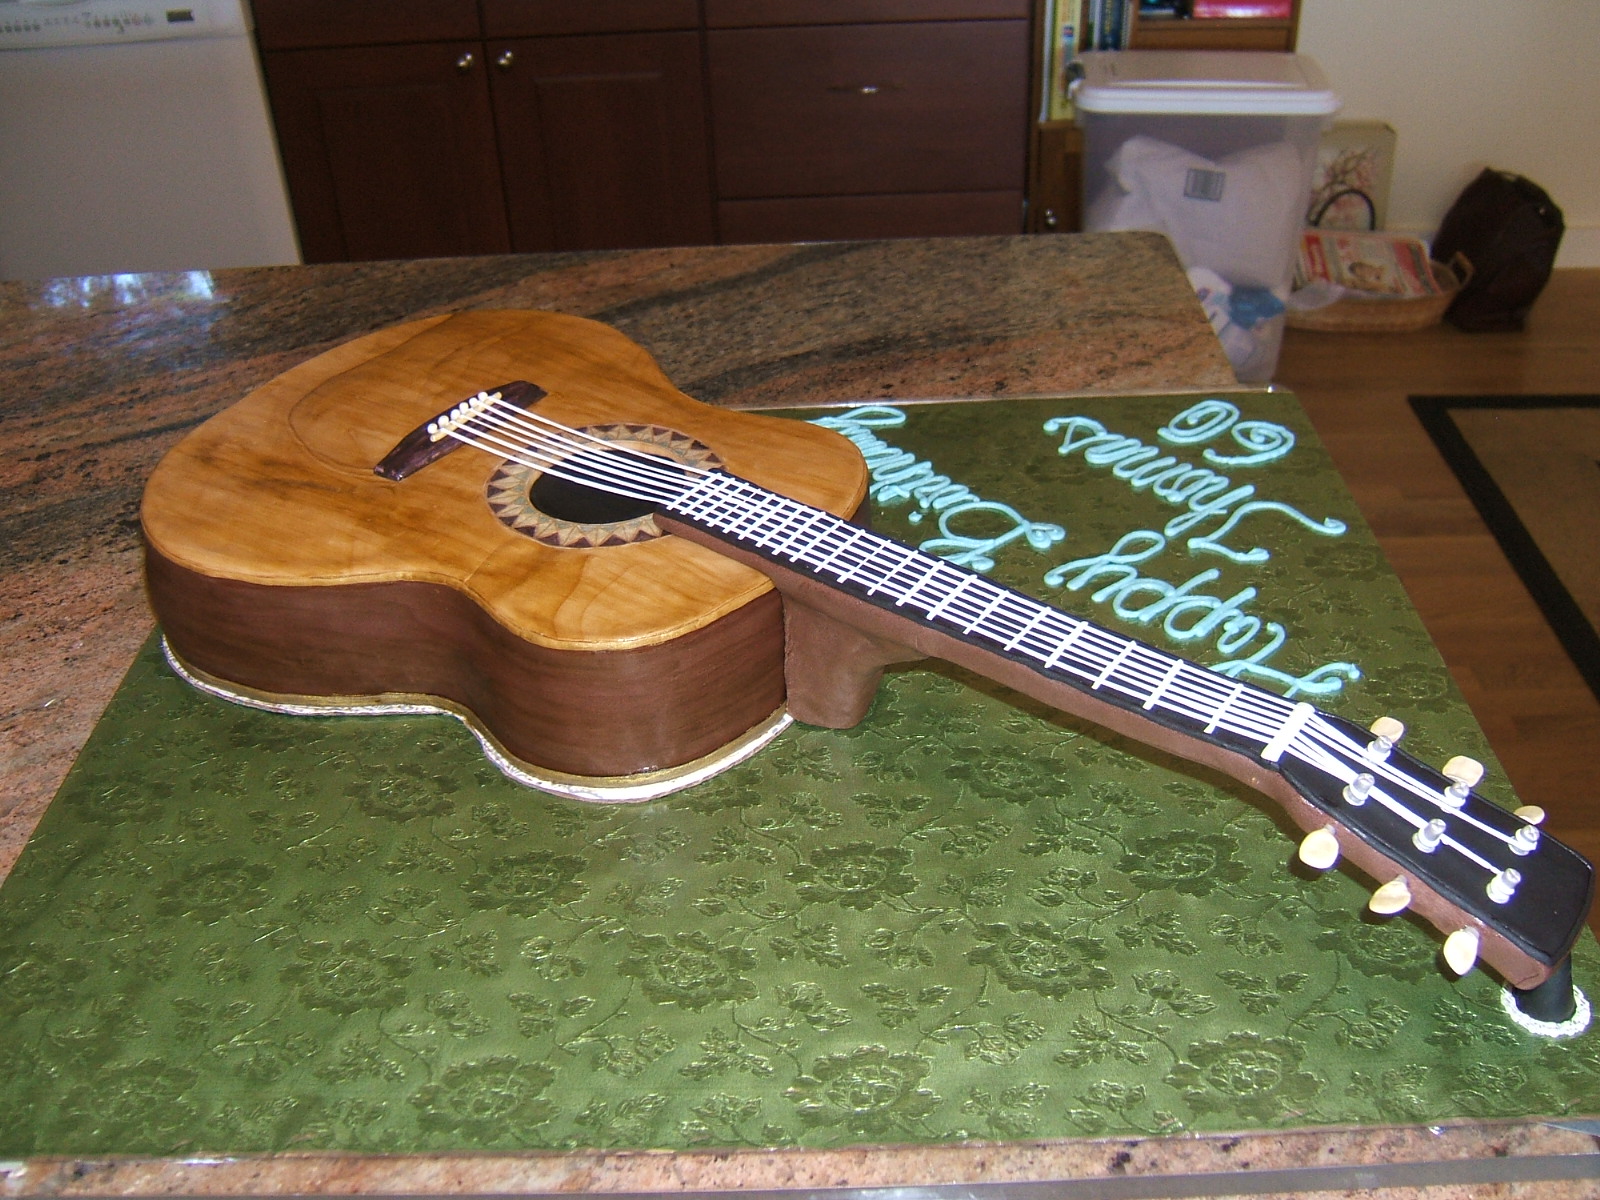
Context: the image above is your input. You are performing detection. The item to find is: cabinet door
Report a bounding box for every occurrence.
[261,44,511,262]
[489,32,714,251]
[709,21,1030,199]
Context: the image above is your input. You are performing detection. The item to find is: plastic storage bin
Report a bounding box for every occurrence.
[1073,51,1339,383]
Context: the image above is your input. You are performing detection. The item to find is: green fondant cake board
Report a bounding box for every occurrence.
[3,392,1597,1156]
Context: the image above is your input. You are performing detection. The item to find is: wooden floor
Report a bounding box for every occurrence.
[1274,270,1600,917]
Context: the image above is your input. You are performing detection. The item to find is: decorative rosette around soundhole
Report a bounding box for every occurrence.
[486,423,722,548]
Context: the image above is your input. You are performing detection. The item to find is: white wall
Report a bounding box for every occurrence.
[1297,0,1600,266]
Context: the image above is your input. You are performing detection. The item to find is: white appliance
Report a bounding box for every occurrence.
[0,0,300,281]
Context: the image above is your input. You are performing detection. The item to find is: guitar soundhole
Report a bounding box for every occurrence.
[487,423,721,549]
[528,467,659,526]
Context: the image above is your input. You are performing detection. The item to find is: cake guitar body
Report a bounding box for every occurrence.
[140,310,869,797]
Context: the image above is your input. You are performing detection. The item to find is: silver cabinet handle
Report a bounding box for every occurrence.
[455,51,475,73]
[495,49,514,70]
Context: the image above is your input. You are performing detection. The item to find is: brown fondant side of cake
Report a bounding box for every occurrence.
[144,542,787,780]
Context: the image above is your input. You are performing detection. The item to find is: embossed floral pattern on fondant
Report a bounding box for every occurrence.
[0,394,1594,1156]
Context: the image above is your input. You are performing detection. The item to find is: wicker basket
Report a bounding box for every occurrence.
[1286,253,1472,333]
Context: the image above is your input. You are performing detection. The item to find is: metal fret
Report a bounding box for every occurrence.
[1142,659,1186,711]
[924,575,975,623]
[1001,605,1051,653]
[811,524,870,575]
[895,557,950,609]
[1091,641,1136,690]
[959,585,1011,635]
[1204,680,1248,735]
[863,542,925,597]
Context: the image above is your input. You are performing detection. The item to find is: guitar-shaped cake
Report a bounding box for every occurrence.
[141,310,1593,1032]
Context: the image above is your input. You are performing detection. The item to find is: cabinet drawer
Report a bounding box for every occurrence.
[709,21,1029,198]
[482,0,699,38]
[253,0,480,50]
[719,191,1022,243]
[705,0,1029,27]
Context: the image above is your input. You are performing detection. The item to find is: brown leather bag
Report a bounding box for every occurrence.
[1431,168,1564,332]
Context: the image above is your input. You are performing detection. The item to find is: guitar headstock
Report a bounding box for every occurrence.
[1274,710,1593,993]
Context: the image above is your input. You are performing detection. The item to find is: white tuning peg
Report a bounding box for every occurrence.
[1487,867,1523,904]
[1413,818,1447,853]
[1367,716,1405,761]
[1297,826,1340,870]
[1443,927,1481,976]
[1368,877,1412,915]
[1342,772,1375,806]
[1441,755,1484,806]
[1514,804,1546,825]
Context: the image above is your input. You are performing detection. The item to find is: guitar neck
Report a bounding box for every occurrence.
[359,375,1590,1017]
[666,470,1291,755]
[662,469,1593,989]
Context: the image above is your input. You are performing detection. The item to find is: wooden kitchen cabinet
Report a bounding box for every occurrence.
[254,0,1034,258]
[703,0,1031,26]
[259,42,512,263]
[707,3,1032,243]
[480,0,700,37]
[253,0,480,50]
[254,0,711,261]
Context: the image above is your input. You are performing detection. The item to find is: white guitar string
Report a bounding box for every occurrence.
[716,481,1301,727]
[440,401,1529,885]
[452,423,1357,767]
[1295,718,1526,853]
[449,414,1307,750]
[1281,726,1500,873]
[685,477,1295,739]
[476,403,701,502]
[680,495,1528,883]
[684,478,1261,713]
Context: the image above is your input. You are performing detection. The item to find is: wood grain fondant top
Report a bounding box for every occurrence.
[141,310,867,650]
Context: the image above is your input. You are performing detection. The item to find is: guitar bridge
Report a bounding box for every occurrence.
[373,380,546,481]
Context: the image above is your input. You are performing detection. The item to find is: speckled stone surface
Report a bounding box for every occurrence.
[2,1121,1599,1196]
[2,233,1594,1196]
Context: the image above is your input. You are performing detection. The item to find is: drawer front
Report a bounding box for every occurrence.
[718,191,1023,243]
[705,0,1030,27]
[253,0,480,50]
[710,21,1030,198]
[482,0,699,38]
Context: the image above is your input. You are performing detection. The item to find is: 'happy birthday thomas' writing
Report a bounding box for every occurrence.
[811,400,1361,698]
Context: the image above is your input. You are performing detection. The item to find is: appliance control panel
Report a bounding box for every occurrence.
[0,0,248,49]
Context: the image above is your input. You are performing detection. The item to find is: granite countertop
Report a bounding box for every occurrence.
[3,233,1595,1197]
